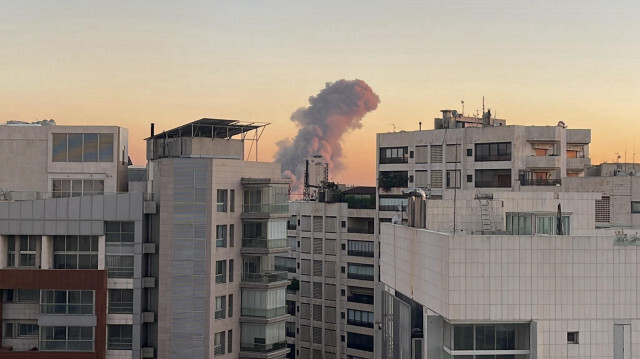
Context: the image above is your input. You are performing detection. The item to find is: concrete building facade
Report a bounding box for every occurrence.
[286,187,377,359]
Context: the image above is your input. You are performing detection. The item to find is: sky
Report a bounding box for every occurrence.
[2,0,639,186]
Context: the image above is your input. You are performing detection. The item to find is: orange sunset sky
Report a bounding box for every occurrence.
[2,1,639,186]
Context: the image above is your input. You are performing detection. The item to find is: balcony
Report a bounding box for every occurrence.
[566,129,591,144]
[520,178,561,186]
[243,203,289,214]
[348,294,374,305]
[347,250,374,258]
[525,155,561,169]
[526,126,561,142]
[347,273,374,281]
[241,305,287,319]
[567,157,591,170]
[240,340,287,353]
[242,238,288,250]
[242,271,289,284]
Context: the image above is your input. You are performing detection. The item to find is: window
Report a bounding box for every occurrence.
[108,289,133,314]
[18,323,39,337]
[446,170,461,189]
[54,235,98,269]
[379,197,407,211]
[347,240,374,257]
[475,142,512,161]
[431,170,443,188]
[217,189,228,212]
[216,260,227,283]
[215,296,227,319]
[227,330,233,354]
[378,171,408,190]
[52,179,104,198]
[230,190,235,212]
[214,331,226,356]
[52,133,113,162]
[286,322,296,338]
[347,309,374,328]
[466,148,472,157]
[595,196,611,224]
[107,325,132,350]
[430,145,443,163]
[347,263,374,281]
[446,144,461,163]
[632,201,640,214]
[275,256,297,273]
[7,236,15,267]
[536,215,571,235]
[228,294,233,318]
[448,323,529,352]
[216,225,227,247]
[105,255,134,278]
[506,213,533,235]
[347,332,373,352]
[467,174,473,183]
[379,147,408,164]
[475,169,512,188]
[3,323,13,338]
[567,331,579,344]
[41,290,94,315]
[20,236,37,267]
[105,222,134,245]
[229,224,235,247]
[229,259,234,283]
[41,326,94,351]
[17,289,39,303]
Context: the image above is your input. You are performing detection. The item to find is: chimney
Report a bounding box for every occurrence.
[150,123,155,137]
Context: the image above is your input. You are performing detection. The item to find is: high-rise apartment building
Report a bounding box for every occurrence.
[144,119,291,359]
[285,186,377,359]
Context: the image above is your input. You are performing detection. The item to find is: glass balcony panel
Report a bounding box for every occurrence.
[242,271,289,284]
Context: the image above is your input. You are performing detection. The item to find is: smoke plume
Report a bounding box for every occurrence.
[275,79,380,193]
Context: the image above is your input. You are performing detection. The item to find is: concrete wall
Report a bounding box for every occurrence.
[380,224,640,358]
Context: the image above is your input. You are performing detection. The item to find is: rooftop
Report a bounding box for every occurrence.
[148,118,269,140]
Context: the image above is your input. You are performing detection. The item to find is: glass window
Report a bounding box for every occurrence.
[229,224,235,247]
[52,179,104,198]
[228,294,233,318]
[108,289,133,314]
[214,331,226,356]
[216,260,227,283]
[105,222,135,245]
[54,236,98,269]
[454,325,474,350]
[17,289,39,303]
[41,290,94,315]
[230,190,235,212]
[67,134,84,162]
[347,309,374,327]
[215,296,226,319]
[347,263,374,281]
[20,235,37,267]
[632,201,640,213]
[347,332,373,352]
[229,259,234,283]
[475,142,512,162]
[40,326,94,351]
[82,133,99,162]
[107,324,132,350]
[98,133,114,162]
[216,225,227,247]
[475,324,496,350]
[347,240,374,257]
[52,134,68,162]
[105,255,134,278]
[379,147,408,164]
[7,236,15,267]
[217,189,228,212]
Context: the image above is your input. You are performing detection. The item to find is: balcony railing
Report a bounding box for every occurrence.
[241,305,287,318]
[240,341,287,353]
[520,179,561,186]
[242,271,289,284]
[243,203,289,214]
[347,273,374,281]
[242,238,288,249]
[274,264,297,273]
[347,227,374,235]
[347,319,374,328]
[107,267,134,278]
[347,294,374,305]
[347,250,374,258]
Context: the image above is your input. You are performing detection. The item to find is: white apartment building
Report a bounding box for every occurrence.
[286,186,377,359]
[145,119,291,359]
[0,122,147,359]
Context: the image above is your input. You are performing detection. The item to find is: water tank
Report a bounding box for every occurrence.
[403,188,427,228]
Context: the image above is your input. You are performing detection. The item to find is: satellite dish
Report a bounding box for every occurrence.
[391,215,401,225]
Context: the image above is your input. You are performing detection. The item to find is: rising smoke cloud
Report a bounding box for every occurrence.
[275,79,381,193]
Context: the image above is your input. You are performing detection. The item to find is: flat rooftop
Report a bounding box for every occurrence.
[148,118,269,140]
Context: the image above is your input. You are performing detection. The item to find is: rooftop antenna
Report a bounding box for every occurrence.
[387,123,396,132]
[482,96,485,117]
[461,100,465,115]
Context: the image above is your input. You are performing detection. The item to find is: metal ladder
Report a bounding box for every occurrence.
[480,199,492,232]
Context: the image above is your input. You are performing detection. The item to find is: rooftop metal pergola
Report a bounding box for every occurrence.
[147,118,270,161]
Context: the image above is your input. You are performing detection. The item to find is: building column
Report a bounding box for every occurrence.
[0,235,7,268]
[98,235,106,270]
[41,235,54,269]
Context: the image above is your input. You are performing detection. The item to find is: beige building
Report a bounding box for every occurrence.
[145,119,291,359]
[286,186,377,359]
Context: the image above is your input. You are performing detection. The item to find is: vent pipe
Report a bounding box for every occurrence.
[150,123,155,137]
[403,188,427,228]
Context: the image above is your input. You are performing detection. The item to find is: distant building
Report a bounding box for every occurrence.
[286,186,377,359]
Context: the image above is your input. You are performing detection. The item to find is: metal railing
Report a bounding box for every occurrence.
[347,273,374,281]
[347,294,374,305]
[240,341,287,353]
[520,178,562,186]
[241,306,287,319]
[243,203,289,214]
[241,271,289,284]
[107,267,134,278]
[242,238,288,249]
[347,227,374,235]
[347,250,374,258]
